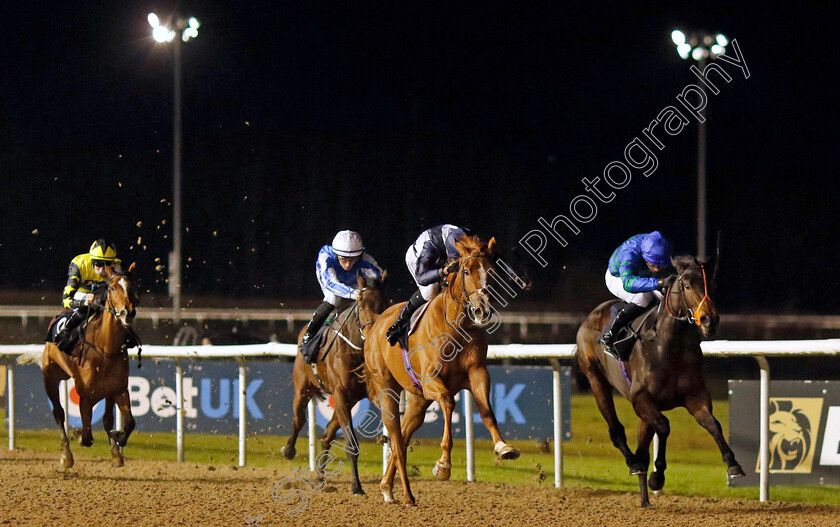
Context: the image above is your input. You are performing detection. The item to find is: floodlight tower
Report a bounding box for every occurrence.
[671,30,728,260]
[148,13,200,323]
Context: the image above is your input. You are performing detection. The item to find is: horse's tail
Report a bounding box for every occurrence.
[16,351,43,366]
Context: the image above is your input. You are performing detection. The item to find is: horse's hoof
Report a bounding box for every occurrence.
[640,499,651,508]
[432,461,451,481]
[352,488,366,496]
[381,490,395,503]
[281,445,296,460]
[494,441,520,460]
[60,453,74,468]
[402,501,417,507]
[500,446,520,460]
[728,464,746,478]
[111,456,124,468]
[648,471,665,491]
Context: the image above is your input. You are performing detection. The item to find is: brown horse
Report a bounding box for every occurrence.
[36,263,140,468]
[281,274,388,495]
[364,235,520,505]
[576,255,745,507]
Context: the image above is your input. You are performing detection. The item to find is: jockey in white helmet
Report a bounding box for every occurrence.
[300,230,383,363]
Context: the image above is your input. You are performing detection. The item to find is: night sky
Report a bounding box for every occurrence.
[1,2,837,313]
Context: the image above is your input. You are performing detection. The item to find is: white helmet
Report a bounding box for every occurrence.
[332,230,364,257]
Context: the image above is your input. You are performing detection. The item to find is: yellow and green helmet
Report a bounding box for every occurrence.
[89,239,118,262]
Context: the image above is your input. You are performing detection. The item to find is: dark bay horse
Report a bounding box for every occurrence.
[364,235,519,506]
[34,263,140,468]
[282,274,388,495]
[576,255,744,507]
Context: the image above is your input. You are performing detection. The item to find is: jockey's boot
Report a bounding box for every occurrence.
[300,302,334,363]
[599,303,646,361]
[54,309,87,353]
[385,290,427,347]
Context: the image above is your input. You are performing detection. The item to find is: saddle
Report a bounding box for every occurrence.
[394,301,433,352]
[597,301,657,360]
[300,312,335,363]
[46,311,77,355]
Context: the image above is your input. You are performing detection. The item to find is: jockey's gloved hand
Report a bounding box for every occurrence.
[351,289,361,301]
[657,274,677,291]
[444,261,460,276]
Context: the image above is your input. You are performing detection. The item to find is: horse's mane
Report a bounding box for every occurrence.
[671,255,702,273]
[456,234,489,256]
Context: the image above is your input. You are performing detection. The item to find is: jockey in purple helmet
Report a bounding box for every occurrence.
[600,231,677,360]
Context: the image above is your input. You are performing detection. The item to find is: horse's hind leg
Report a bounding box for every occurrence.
[44,371,73,468]
[383,392,431,486]
[468,366,519,460]
[581,360,637,467]
[282,364,318,461]
[685,392,745,478]
[369,382,415,505]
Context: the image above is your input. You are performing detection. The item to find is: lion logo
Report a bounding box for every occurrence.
[760,398,823,474]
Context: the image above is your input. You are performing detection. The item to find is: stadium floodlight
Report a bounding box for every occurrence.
[148,12,201,329]
[669,28,728,260]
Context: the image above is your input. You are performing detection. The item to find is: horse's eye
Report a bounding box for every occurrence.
[464,269,470,276]
[684,284,691,290]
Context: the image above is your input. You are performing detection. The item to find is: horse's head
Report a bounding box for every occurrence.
[356,271,389,319]
[449,235,497,327]
[669,255,718,337]
[103,262,139,329]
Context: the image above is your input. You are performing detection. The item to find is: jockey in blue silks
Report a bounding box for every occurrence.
[600,231,677,360]
[300,230,383,363]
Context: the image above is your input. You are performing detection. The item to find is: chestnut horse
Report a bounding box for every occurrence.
[576,255,745,507]
[281,274,388,495]
[364,235,519,506]
[36,263,140,468]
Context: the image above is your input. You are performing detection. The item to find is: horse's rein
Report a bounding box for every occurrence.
[665,264,711,326]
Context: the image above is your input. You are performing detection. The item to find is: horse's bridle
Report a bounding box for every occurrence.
[101,274,136,329]
[445,253,491,325]
[665,264,711,326]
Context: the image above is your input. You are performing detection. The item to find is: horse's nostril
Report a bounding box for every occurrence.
[700,315,710,326]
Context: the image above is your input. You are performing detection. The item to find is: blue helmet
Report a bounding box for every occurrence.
[640,231,671,267]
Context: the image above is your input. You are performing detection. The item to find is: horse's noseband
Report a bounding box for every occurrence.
[665,264,711,326]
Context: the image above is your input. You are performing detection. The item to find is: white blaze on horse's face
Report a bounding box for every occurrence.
[465,257,493,326]
[111,276,137,327]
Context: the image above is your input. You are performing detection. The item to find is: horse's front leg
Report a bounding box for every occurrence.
[74,396,95,447]
[44,370,73,468]
[108,390,135,466]
[631,392,671,508]
[636,420,665,493]
[320,414,341,453]
[330,391,365,495]
[468,366,519,460]
[685,392,745,478]
[103,398,123,466]
[433,392,455,481]
[281,366,318,461]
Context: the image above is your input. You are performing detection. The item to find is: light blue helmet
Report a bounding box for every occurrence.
[641,231,671,267]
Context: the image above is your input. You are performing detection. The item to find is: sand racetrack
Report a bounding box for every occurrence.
[1,449,838,526]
